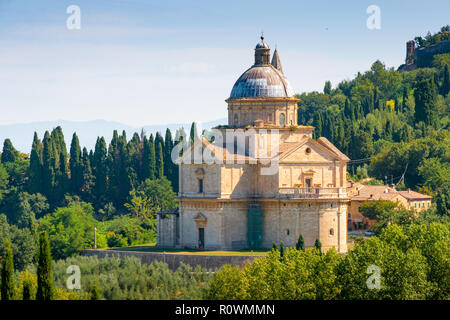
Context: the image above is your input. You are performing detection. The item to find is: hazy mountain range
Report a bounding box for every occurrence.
[0,118,227,153]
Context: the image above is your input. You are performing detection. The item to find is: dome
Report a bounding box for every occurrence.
[229,65,295,99]
[256,40,269,49]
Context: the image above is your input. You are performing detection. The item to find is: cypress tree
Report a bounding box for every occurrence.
[142,136,156,181]
[279,241,285,259]
[1,238,15,300]
[296,234,305,251]
[272,242,278,251]
[22,272,34,300]
[344,98,351,118]
[155,141,164,179]
[164,129,175,185]
[81,147,94,201]
[107,132,119,203]
[28,132,43,194]
[129,132,142,181]
[50,126,67,171]
[42,132,56,202]
[436,191,449,216]
[56,150,68,202]
[442,64,449,96]
[189,122,198,144]
[402,87,409,111]
[323,80,331,95]
[36,231,53,300]
[313,112,323,137]
[149,134,156,179]
[414,78,437,128]
[314,238,322,254]
[1,139,19,164]
[93,137,108,206]
[115,132,134,207]
[69,133,82,194]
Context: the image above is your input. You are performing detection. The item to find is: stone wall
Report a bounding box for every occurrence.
[83,249,264,271]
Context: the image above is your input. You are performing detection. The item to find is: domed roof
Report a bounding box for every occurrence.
[255,40,269,49]
[229,65,295,99]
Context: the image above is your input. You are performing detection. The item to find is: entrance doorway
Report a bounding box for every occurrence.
[198,228,205,248]
[305,178,312,192]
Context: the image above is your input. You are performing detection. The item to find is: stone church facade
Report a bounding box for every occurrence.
[157,37,350,253]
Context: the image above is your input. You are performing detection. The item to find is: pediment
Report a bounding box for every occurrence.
[280,138,339,162]
[193,212,207,222]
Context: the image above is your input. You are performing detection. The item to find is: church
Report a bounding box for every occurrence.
[157,36,350,253]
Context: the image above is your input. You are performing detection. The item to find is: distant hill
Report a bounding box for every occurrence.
[0,118,227,153]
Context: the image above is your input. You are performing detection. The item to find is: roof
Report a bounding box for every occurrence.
[229,65,294,99]
[256,40,269,49]
[350,185,399,201]
[177,136,348,164]
[278,137,350,162]
[398,190,432,200]
[349,184,432,202]
[317,137,351,161]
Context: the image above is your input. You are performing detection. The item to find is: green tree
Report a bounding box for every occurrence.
[19,269,37,300]
[296,234,305,251]
[93,137,108,207]
[39,202,98,260]
[441,64,449,96]
[69,133,83,194]
[314,239,322,254]
[414,78,437,128]
[323,80,332,95]
[279,241,285,259]
[0,164,8,203]
[359,200,398,221]
[435,191,449,216]
[1,139,19,164]
[124,190,154,221]
[1,238,15,300]
[28,133,43,194]
[136,177,177,213]
[142,135,156,181]
[36,231,54,300]
[89,283,100,300]
[272,242,278,251]
[155,141,164,179]
[81,147,94,201]
[189,122,199,144]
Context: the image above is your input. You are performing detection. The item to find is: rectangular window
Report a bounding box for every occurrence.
[199,179,203,193]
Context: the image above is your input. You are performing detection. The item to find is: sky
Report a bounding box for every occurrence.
[0,0,449,127]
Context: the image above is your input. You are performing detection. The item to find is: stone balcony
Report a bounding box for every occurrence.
[278,187,348,199]
[179,187,348,200]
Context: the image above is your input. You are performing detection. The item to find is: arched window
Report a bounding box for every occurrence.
[330,228,334,236]
[279,113,285,126]
[234,114,238,127]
